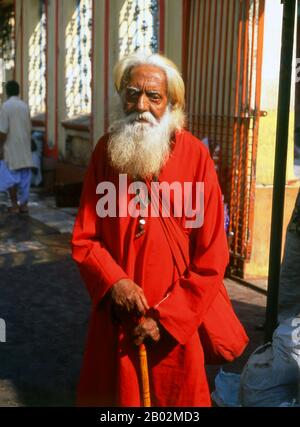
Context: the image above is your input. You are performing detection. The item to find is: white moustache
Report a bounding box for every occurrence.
[127,111,158,126]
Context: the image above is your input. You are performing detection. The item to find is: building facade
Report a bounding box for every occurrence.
[1,0,299,278]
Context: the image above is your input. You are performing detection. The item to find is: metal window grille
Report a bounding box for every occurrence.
[0,5,15,94]
[28,0,47,115]
[183,0,265,277]
[65,0,92,118]
[119,0,160,58]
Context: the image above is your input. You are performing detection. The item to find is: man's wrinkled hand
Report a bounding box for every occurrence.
[110,278,149,318]
[133,317,161,346]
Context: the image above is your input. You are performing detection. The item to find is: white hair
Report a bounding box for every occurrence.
[108,53,186,178]
[113,52,186,123]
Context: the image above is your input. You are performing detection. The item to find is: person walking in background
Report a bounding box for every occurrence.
[0,80,33,213]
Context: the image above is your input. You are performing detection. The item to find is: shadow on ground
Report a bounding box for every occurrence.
[0,257,90,406]
[0,256,265,406]
[0,207,267,406]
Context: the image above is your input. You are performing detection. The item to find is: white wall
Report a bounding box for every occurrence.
[256,0,296,184]
[261,0,296,111]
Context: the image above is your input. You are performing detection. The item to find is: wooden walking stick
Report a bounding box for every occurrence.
[138,316,151,407]
[139,342,151,407]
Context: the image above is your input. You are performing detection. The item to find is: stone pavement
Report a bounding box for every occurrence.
[0,190,266,406]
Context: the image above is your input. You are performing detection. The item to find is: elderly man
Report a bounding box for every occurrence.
[72,53,237,407]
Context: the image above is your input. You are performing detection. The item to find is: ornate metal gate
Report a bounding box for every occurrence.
[183,0,266,277]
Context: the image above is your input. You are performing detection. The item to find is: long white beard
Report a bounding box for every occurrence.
[107,107,183,179]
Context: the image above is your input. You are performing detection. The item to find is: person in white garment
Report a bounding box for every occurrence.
[0,80,33,213]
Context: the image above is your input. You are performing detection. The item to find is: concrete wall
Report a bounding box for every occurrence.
[245,185,299,278]
[246,0,300,278]
[46,0,56,152]
[164,0,182,72]
[256,0,296,185]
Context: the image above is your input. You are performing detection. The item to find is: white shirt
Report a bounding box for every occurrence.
[0,96,33,170]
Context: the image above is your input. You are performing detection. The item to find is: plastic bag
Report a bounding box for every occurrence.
[273,317,300,369]
[211,369,241,407]
[239,342,299,407]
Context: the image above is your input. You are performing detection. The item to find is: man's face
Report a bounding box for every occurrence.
[123,65,168,122]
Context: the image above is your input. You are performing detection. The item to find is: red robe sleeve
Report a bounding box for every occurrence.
[71,139,129,308]
[155,150,229,345]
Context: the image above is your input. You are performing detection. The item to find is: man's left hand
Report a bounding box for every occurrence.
[133,317,161,346]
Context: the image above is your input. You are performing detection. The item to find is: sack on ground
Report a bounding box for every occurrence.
[239,341,299,407]
[211,369,241,407]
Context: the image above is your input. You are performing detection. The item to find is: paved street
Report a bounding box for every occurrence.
[0,191,266,406]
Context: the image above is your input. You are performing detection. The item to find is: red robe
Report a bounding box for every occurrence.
[71,129,229,407]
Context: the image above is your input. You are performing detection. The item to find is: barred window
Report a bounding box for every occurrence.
[28,0,46,115]
[0,5,15,96]
[65,0,92,118]
[119,0,160,59]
